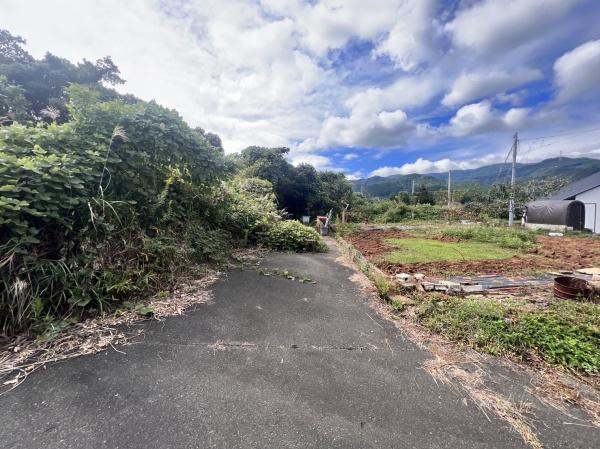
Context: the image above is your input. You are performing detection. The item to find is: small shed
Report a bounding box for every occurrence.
[524,200,585,231]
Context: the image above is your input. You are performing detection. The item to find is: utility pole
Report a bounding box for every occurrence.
[508,132,518,226]
[447,169,452,207]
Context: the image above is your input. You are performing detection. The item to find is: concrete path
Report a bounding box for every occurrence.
[0,241,596,448]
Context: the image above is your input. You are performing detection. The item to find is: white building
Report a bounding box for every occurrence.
[550,171,600,233]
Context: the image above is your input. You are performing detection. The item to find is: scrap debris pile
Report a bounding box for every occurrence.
[394,269,600,300]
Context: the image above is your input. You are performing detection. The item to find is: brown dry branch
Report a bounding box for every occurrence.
[0,271,220,395]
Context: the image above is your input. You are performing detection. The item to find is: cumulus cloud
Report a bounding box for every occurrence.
[290,153,338,171]
[447,101,530,137]
[262,0,400,56]
[373,0,440,71]
[368,154,503,177]
[445,0,581,55]
[370,157,481,177]
[3,0,599,171]
[308,72,443,150]
[318,104,415,149]
[442,68,542,107]
[3,0,332,153]
[554,39,600,102]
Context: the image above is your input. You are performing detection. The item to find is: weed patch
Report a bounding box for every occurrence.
[414,296,600,374]
[384,238,516,264]
[439,226,537,250]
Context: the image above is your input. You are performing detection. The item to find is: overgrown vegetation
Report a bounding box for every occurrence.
[439,226,537,250]
[347,195,446,223]
[384,239,516,264]
[259,220,326,252]
[414,295,600,374]
[0,29,337,336]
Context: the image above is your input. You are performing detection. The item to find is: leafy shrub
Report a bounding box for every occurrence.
[331,222,357,237]
[412,204,443,220]
[380,204,410,223]
[215,175,279,243]
[259,220,326,252]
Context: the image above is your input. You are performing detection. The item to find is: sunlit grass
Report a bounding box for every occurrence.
[384,238,516,264]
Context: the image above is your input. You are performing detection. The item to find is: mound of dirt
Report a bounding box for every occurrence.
[344,229,411,257]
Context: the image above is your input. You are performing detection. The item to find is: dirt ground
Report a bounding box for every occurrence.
[345,229,600,276]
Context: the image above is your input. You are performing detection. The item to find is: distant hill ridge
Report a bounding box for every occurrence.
[352,157,600,198]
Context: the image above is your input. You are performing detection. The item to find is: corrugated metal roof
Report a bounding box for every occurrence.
[548,170,600,200]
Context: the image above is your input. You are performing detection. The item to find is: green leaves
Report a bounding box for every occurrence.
[259,220,326,252]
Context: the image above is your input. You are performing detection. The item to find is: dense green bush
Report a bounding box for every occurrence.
[215,175,279,243]
[411,204,443,220]
[0,85,241,335]
[259,220,326,252]
[380,204,410,222]
[349,198,444,223]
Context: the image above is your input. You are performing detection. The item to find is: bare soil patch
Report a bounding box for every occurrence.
[346,230,600,275]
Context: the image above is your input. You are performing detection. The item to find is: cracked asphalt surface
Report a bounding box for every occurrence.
[1,240,597,448]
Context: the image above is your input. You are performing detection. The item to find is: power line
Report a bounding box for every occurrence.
[520,125,600,141]
[491,144,514,186]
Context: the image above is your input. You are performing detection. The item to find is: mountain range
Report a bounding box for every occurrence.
[352,157,600,198]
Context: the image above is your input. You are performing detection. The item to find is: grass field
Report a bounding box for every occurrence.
[406,225,538,250]
[384,238,516,264]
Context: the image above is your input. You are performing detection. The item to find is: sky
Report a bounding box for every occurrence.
[4,0,600,179]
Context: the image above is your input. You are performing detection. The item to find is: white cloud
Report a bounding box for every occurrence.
[2,0,332,153]
[442,69,542,107]
[554,39,600,102]
[346,170,365,180]
[290,153,337,170]
[318,106,415,149]
[345,72,443,112]
[447,101,531,137]
[307,72,444,150]
[368,154,502,177]
[445,0,581,55]
[2,0,599,171]
[261,0,408,58]
[373,0,439,71]
[343,153,359,161]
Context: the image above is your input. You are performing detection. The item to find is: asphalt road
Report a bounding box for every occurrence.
[1,240,597,448]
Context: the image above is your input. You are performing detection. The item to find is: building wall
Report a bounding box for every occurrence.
[575,186,600,233]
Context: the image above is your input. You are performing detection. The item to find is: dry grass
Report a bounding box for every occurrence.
[423,355,542,449]
[529,369,600,427]
[229,248,267,268]
[0,271,220,394]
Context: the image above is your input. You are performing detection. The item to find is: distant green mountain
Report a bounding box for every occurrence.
[352,157,600,198]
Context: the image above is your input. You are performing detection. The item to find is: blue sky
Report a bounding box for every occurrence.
[4,0,600,179]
